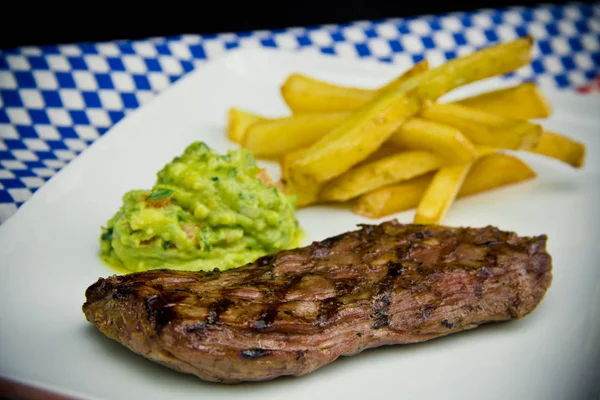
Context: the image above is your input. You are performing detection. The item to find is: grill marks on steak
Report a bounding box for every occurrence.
[82,220,552,383]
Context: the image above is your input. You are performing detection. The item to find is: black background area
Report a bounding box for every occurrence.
[0,0,583,49]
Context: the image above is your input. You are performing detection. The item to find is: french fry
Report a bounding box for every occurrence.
[278,148,324,208]
[420,101,543,150]
[243,112,349,157]
[528,130,586,168]
[402,36,534,101]
[458,153,537,197]
[413,162,473,224]
[287,37,534,186]
[281,61,429,114]
[281,74,375,115]
[453,82,553,119]
[286,87,423,187]
[319,151,445,202]
[387,118,478,164]
[353,153,537,219]
[227,108,266,144]
[352,173,434,219]
[281,37,533,114]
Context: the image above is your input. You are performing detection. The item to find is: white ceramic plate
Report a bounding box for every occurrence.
[1,48,599,400]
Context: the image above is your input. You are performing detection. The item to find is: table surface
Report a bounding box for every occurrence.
[0,2,599,225]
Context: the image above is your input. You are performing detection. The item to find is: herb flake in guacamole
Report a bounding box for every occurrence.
[100,141,301,272]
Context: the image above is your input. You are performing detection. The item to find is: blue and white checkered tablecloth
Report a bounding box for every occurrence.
[0,2,599,224]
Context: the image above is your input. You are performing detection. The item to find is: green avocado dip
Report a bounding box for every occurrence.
[100,141,302,273]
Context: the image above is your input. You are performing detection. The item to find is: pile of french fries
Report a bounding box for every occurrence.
[225,36,586,224]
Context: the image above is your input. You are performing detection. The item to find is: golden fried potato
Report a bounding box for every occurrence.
[281,74,374,114]
[453,82,552,119]
[353,153,536,219]
[420,101,543,150]
[243,112,349,157]
[352,173,434,219]
[528,130,586,168]
[278,148,324,208]
[281,61,429,114]
[226,108,266,144]
[319,150,445,202]
[403,36,534,101]
[387,118,478,164]
[286,89,422,186]
[458,153,537,197]
[413,162,473,224]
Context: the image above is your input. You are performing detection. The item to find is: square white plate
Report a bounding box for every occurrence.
[1,48,599,400]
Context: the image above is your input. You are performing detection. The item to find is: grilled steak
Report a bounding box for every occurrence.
[83,220,552,383]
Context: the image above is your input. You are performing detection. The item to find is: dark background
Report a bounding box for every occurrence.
[0,0,586,49]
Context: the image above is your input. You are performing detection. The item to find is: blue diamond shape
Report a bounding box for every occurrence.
[4,139,27,149]
[355,43,371,57]
[29,110,51,124]
[554,74,569,88]
[145,58,161,72]
[16,125,38,138]
[181,61,194,73]
[189,44,206,59]
[484,30,498,42]
[1,179,25,189]
[47,140,68,150]
[13,169,36,177]
[28,56,49,70]
[1,90,23,107]
[422,37,435,49]
[429,20,442,31]
[531,59,545,74]
[70,110,90,125]
[42,91,62,107]
[260,38,277,48]
[57,127,79,138]
[389,40,403,52]
[297,36,311,46]
[546,23,559,36]
[56,73,76,88]
[561,57,576,71]
[364,28,378,38]
[538,41,552,55]
[121,93,139,109]
[331,32,345,42]
[107,58,125,71]
[109,111,125,124]
[0,190,15,202]
[79,44,98,54]
[41,45,60,54]
[453,33,467,46]
[155,44,171,55]
[568,38,583,52]
[68,57,87,70]
[133,75,151,90]
[118,43,135,54]
[0,151,16,161]
[95,73,114,89]
[82,91,102,108]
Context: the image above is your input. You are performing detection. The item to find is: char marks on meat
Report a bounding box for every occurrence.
[82,220,552,383]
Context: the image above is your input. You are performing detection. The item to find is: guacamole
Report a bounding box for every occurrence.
[100,141,301,272]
